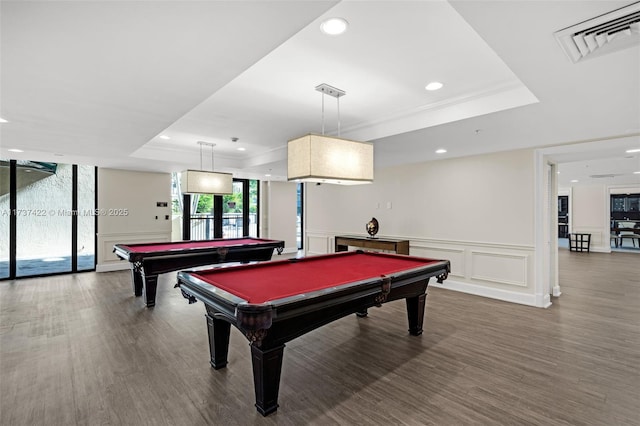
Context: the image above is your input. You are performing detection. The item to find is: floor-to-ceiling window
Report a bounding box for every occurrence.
[0,159,96,279]
[0,159,10,279]
[172,172,259,240]
[77,165,96,270]
[248,179,259,238]
[222,179,259,238]
[16,161,72,276]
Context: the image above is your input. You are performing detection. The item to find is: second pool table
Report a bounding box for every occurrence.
[113,237,284,307]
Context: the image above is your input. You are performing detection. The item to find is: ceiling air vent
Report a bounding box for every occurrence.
[589,174,623,179]
[554,1,640,63]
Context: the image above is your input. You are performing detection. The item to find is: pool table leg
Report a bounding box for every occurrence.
[131,266,143,297]
[206,314,230,369]
[251,344,285,416]
[405,293,427,336]
[356,308,368,317]
[143,275,158,307]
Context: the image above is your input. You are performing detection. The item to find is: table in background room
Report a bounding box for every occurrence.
[334,234,410,255]
[611,221,640,248]
[176,250,450,416]
[113,237,284,307]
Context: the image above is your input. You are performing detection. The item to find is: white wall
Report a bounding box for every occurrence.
[96,168,172,271]
[303,148,542,306]
[265,181,298,253]
[570,184,610,252]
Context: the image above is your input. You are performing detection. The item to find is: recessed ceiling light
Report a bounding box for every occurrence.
[425,81,444,91]
[320,17,349,35]
[0,117,8,123]
[237,147,246,151]
[435,149,447,154]
[159,135,170,140]
[626,148,640,153]
[571,179,579,183]
[634,171,640,174]
[8,148,23,153]
[265,174,271,177]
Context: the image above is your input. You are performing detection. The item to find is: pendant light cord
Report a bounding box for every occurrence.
[337,96,341,137]
[321,92,325,135]
[197,141,216,171]
[316,84,345,137]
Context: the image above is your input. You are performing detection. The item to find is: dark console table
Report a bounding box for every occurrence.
[334,235,410,255]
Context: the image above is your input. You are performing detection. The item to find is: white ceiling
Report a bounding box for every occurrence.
[1,0,639,188]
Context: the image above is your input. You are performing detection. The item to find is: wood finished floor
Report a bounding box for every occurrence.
[1,249,638,425]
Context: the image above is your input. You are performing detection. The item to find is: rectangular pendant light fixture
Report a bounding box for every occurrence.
[287,84,374,185]
[181,141,233,194]
[180,169,233,194]
[288,133,373,185]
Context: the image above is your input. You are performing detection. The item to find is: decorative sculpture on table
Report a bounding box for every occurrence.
[366,217,379,238]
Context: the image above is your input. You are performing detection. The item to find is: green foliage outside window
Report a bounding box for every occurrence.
[196,194,213,213]
[223,193,242,213]
[249,180,258,214]
[188,179,258,215]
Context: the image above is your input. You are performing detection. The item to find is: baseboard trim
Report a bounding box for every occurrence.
[431,278,547,308]
[96,263,129,273]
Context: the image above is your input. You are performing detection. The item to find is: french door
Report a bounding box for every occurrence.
[180,178,259,240]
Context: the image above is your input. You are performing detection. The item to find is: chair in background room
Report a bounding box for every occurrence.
[617,221,640,248]
[610,232,619,248]
[619,231,640,248]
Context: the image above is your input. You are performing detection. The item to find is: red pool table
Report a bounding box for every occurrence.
[176,250,450,416]
[113,237,284,307]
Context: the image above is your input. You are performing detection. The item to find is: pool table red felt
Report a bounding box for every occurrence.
[190,251,439,304]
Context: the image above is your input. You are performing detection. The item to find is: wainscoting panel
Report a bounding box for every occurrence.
[301,233,538,306]
[97,232,171,272]
[306,234,331,256]
[470,251,528,287]
[572,227,607,252]
[408,237,535,306]
[410,245,465,278]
